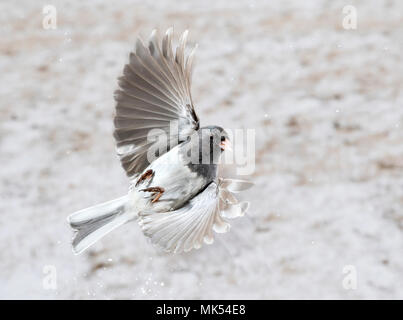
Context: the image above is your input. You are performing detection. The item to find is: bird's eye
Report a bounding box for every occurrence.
[221,136,226,142]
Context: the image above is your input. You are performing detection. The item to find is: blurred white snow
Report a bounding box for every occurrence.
[1,0,403,299]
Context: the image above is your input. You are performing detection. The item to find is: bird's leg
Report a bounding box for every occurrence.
[140,187,165,203]
[136,169,154,187]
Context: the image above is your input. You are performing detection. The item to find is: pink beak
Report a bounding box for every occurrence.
[220,139,232,151]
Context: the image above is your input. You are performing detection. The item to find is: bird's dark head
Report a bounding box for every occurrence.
[184,126,231,167]
[200,125,231,154]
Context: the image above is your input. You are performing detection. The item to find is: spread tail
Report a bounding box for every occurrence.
[67,196,129,254]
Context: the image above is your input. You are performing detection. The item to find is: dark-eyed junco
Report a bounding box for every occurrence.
[68,28,252,254]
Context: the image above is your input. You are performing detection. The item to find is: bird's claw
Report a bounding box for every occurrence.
[136,169,154,187]
[140,186,165,203]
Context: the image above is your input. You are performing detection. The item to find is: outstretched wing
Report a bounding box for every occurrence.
[114,28,200,178]
[138,179,253,253]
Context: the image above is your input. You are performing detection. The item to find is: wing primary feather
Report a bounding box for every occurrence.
[122,64,181,106]
[134,39,185,108]
[130,48,183,111]
[161,29,189,100]
[115,106,178,122]
[185,44,197,88]
[114,28,200,177]
[127,53,179,104]
[115,91,184,119]
[115,86,180,116]
[175,30,188,69]
[118,77,180,110]
[162,27,174,59]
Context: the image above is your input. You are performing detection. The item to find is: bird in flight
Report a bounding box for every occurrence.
[68,28,253,254]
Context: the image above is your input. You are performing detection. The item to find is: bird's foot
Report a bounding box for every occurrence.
[140,186,165,203]
[136,169,154,187]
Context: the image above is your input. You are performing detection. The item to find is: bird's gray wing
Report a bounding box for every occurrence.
[114,28,200,178]
[138,179,253,253]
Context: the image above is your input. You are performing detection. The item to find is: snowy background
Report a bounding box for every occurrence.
[1,0,403,299]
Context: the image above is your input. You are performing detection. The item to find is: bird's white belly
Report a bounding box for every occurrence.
[127,145,205,214]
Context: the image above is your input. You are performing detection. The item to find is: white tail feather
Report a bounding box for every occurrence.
[67,196,130,254]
